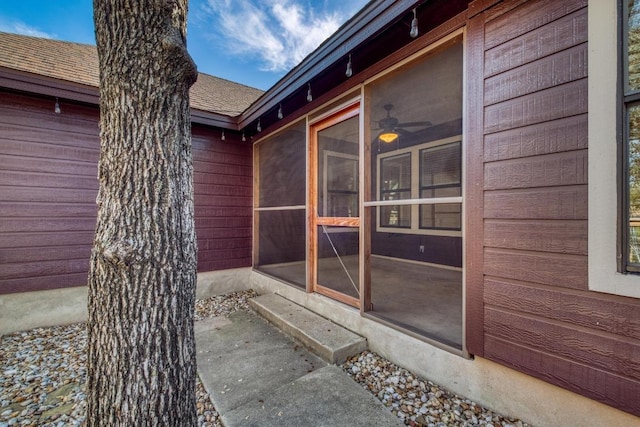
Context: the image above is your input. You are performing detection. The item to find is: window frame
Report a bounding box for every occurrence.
[375,135,462,236]
[588,0,640,298]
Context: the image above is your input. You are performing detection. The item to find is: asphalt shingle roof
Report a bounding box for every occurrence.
[0,31,263,117]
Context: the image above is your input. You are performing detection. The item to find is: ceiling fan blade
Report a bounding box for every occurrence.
[396,120,432,127]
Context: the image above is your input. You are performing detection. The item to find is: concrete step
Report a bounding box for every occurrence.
[249,293,367,364]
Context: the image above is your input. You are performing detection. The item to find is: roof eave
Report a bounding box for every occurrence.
[1,66,243,129]
[0,66,99,105]
[190,108,240,129]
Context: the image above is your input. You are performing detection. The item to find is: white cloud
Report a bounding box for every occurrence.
[0,19,55,39]
[201,0,348,72]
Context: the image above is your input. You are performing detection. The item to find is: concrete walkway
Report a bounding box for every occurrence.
[195,300,402,427]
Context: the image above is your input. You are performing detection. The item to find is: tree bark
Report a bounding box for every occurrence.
[88,0,198,425]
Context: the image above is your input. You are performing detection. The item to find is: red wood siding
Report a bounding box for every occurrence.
[192,124,253,271]
[0,91,252,294]
[0,92,99,293]
[467,0,640,417]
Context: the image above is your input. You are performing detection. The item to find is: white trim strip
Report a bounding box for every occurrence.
[255,205,306,211]
[364,197,462,207]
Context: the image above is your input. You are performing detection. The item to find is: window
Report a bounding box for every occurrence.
[379,153,411,228]
[419,142,461,230]
[588,0,640,298]
[376,137,462,236]
[624,1,640,270]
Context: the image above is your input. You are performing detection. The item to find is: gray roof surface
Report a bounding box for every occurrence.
[0,31,263,117]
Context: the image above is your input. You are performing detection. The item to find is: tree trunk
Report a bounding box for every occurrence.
[88,0,198,425]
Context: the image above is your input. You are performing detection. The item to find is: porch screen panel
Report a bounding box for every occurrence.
[317,226,360,299]
[255,121,307,288]
[256,209,306,287]
[364,36,463,348]
[317,116,359,218]
[258,121,306,207]
[369,228,462,349]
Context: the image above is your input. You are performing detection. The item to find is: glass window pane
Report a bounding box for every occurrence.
[421,143,461,187]
[628,104,640,263]
[381,153,411,191]
[628,0,640,91]
[256,209,306,288]
[380,205,411,228]
[420,203,462,230]
[420,186,462,199]
[258,121,306,207]
[379,153,412,228]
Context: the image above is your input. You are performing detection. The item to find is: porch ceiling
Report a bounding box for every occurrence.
[239,0,471,139]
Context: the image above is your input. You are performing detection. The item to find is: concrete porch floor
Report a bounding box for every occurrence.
[257,255,463,349]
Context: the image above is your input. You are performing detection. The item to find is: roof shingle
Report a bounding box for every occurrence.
[0,31,263,117]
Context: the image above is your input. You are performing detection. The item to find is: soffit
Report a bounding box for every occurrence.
[240,0,471,138]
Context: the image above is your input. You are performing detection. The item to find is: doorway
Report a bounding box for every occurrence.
[309,103,361,308]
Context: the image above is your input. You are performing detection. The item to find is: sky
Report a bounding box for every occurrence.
[0,0,369,90]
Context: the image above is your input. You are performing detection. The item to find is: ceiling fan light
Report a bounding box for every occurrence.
[379,131,399,143]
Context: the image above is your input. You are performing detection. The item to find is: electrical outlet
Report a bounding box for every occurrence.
[419,245,424,253]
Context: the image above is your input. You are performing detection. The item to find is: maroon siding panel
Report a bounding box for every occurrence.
[484,114,588,162]
[484,336,640,417]
[484,79,588,134]
[476,0,640,417]
[484,248,587,290]
[483,0,587,50]
[1,273,92,294]
[484,277,640,341]
[484,219,587,255]
[0,91,253,294]
[485,308,640,382]
[484,149,588,190]
[484,185,588,220]
[484,8,588,77]
[0,92,99,294]
[191,125,253,273]
[484,43,588,106]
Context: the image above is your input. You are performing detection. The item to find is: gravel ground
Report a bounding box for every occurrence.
[1,289,528,427]
[0,290,259,427]
[341,352,530,427]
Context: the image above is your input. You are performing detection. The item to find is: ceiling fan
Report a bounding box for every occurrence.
[376,103,432,143]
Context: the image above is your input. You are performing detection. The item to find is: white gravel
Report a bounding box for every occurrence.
[1,289,529,427]
[341,351,531,427]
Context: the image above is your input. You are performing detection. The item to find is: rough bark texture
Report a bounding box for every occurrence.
[88,0,198,425]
